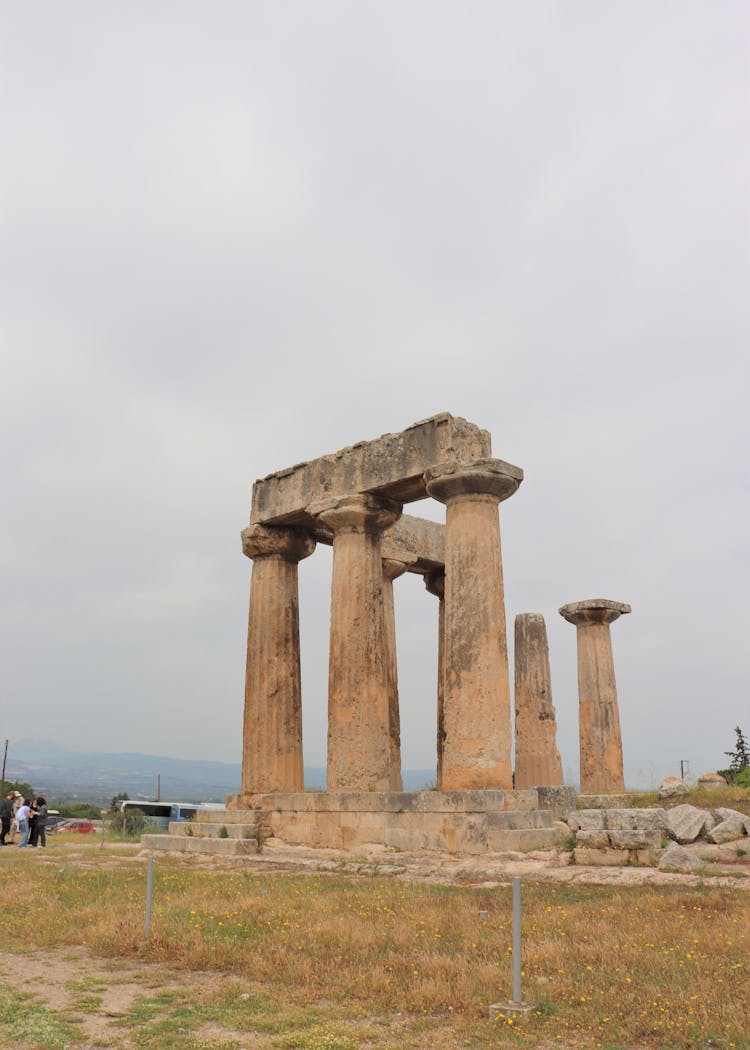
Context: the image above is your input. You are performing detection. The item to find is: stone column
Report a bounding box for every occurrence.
[381,557,415,792]
[559,599,631,794]
[310,494,402,791]
[424,458,523,789]
[514,613,563,788]
[424,569,446,786]
[239,523,316,797]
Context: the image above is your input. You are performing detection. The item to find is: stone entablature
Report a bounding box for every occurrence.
[250,413,490,525]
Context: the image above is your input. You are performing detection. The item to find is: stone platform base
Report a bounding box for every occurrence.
[142,788,575,858]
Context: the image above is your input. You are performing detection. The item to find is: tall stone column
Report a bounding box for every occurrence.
[514,613,563,788]
[424,458,523,789]
[310,494,403,791]
[240,524,316,797]
[381,557,415,792]
[424,569,446,786]
[559,599,631,794]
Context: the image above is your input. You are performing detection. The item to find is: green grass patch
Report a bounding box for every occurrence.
[0,987,82,1048]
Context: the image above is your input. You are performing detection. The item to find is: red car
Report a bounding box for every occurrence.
[57,820,96,834]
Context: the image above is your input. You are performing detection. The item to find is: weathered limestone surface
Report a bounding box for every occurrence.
[513,613,563,788]
[664,804,715,843]
[381,516,445,572]
[425,459,522,790]
[240,524,315,794]
[311,494,403,791]
[559,598,631,794]
[251,789,563,854]
[715,807,750,833]
[659,842,704,872]
[658,777,689,799]
[706,817,747,844]
[697,772,728,790]
[251,414,490,525]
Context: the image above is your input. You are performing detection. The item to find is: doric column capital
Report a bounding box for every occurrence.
[308,493,402,536]
[382,556,416,582]
[423,568,445,600]
[241,523,316,563]
[559,599,631,627]
[424,458,523,505]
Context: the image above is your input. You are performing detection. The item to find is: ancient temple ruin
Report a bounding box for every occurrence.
[144,414,634,857]
[237,414,524,802]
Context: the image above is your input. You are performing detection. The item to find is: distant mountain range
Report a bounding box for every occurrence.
[4,740,435,805]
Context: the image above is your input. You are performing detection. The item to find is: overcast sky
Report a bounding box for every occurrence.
[2,2,748,789]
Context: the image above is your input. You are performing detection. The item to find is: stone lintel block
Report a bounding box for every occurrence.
[576,830,611,849]
[559,599,632,626]
[382,517,445,571]
[574,847,631,867]
[608,829,661,850]
[250,414,491,524]
[535,786,577,817]
[567,810,606,831]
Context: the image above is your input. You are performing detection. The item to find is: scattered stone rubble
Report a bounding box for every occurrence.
[566,804,749,870]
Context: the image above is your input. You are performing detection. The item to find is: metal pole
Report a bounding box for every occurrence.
[156,774,160,802]
[1,739,8,792]
[512,876,522,1004]
[145,856,154,937]
[100,815,105,849]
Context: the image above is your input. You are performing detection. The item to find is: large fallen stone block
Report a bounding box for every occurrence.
[714,807,750,833]
[658,842,704,873]
[664,805,715,844]
[706,817,747,844]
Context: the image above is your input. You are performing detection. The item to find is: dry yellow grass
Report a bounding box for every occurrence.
[0,842,747,1048]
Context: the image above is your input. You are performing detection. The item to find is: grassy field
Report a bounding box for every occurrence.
[0,841,747,1049]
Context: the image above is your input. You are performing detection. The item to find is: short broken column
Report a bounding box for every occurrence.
[513,614,563,788]
[424,458,523,790]
[559,598,631,794]
[382,557,416,792]
[424,569,446,786]
[240,523,316,796]
[311,494,403,791]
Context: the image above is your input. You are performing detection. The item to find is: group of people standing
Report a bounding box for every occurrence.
[0,791,48,848]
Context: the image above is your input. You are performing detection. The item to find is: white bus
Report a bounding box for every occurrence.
[118,800,222,830]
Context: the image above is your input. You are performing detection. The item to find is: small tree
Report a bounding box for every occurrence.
[109,791,130,813]
[720,726,750,786]
[109,806,147,838]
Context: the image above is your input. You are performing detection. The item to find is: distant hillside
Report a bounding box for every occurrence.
[5,740,435,805]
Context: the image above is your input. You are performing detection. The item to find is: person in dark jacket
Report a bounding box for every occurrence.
[30,798,48,847]
[0,793,13,845]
